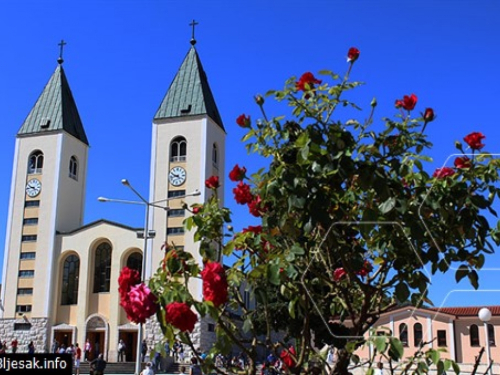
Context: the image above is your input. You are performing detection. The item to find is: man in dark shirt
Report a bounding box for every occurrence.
[90,353,107,375]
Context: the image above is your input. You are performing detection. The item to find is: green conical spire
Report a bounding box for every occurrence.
[154,46,224,130]
[18,63,89,145]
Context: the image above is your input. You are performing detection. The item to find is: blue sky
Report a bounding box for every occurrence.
[1,0,500,308]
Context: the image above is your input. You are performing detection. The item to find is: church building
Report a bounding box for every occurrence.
[0,36,225,362]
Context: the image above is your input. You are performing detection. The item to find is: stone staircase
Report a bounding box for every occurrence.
[78,361,138,374]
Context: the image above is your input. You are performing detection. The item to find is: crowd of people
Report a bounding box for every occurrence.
[0,338,33,354]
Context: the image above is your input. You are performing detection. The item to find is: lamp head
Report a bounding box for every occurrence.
[479,307,492,322]
[97,197,108,202]
[121,179,130,186]
[192,189,201,196]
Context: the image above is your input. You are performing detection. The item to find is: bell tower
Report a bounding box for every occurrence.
[1,45,88,334]
[148,34,226,284]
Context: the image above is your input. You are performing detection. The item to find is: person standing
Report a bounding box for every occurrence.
[84,339,91,361]
[374,362,385,375]
[141,340,148,363]
[28,341,35,354]
[90,353,107,375]
[11,339,18,354]
[74,343,82,375]
[140,362,155,375]
[52,339,59,354]
[118,339,126,362]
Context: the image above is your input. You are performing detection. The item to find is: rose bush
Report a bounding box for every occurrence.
[123,46,500,375]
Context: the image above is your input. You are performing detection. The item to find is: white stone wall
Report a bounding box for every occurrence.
[0,317,49,353]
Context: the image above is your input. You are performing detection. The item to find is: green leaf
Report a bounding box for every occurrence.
[395,282,410,303]
[388,338,404,361]
[268,264,281,286]
[288,299,297,319]
[374,336,387,353]
[365,369,374,375]
[455,265,469,283]
[291,244,305,255]
[468,270,479,289]
[437,361,444,375]
[379,197,396,214]
[242,317,253,333]
[452,361,460,374]
[430,349,440,365]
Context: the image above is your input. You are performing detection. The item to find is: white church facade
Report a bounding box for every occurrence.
[0,38,225,362]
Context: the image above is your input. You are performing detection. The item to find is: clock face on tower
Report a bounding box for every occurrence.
[169,166,186,186]
[26,178,42,197]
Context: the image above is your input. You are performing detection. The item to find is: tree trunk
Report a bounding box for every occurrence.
[331,349,351,375]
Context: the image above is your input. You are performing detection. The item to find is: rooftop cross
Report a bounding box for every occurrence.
[189,19,199,45]
[57,39,67,64]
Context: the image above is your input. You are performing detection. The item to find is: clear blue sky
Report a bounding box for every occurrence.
[1,0,500,308]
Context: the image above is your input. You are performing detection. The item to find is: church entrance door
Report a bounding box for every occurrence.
[54,331,72,350]
[118,331,137,362]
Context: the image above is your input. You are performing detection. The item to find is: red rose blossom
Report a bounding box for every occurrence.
[280,346,297,370]
[296,72,322,92]
[192,206,202,214]
[233,182,254,205]
[464,132,485,150]
[165,302,198,333]
[347,47,360,63]
[205,175,220,189]
[248,195,266,217]
[423,108,435,122]
[333,268,346,282]
[242,225,262,235]
[118,267,141,300]
[229,165,247,182]
[356,261,373,277]
[401,94,418,111]
[236,114,251,128]
[454,156,471,169]
[433,167,455,179]
[395,99,404,108]
[201,261,228,307]
[120,283,158,324]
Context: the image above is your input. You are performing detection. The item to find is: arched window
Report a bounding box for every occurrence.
[127,252,142,275]
[69,156,78,180]
[399,323,409,347]
[470,324,480,346]
[212,144,218,167]
[61,255,80,305]
[28,151,44,174]
[413,323,423,347]
[170,137,187,162]
[93,242,112,293]
[488,324,495,346]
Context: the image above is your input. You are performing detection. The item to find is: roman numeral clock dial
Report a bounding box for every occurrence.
[169,166,186,186]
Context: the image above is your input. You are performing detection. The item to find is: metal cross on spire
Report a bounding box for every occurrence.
[57,39,67,64]
[189,19,199,45]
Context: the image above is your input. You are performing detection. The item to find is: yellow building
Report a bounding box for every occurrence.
[0,38,225,362]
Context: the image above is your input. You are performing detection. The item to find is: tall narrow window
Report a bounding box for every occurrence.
[28,151,44,174]
[93,242,112,293]
[437,330,447,347]
[399,323,409,346]
[61,255,80,305]
[470,324,480,346]
[170,137,187,162]
[212,144,218,167]
[413,323,423,347]
[69,156,78,180]
[488,324,495,346]
[126,252,142,276]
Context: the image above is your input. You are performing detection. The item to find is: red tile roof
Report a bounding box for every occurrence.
[428,305,500,317]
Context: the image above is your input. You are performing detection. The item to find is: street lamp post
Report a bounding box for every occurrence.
[98,179,200,375]
[478,307,493,375]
